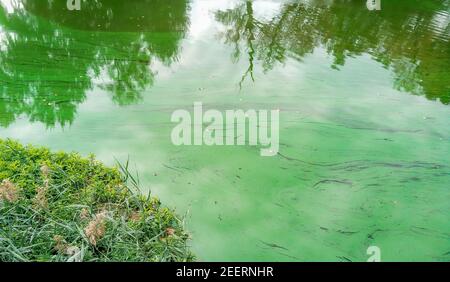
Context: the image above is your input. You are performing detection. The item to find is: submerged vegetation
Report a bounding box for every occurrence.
[0,139,194,262]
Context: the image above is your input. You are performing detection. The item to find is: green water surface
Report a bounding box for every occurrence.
[0,0,449,261]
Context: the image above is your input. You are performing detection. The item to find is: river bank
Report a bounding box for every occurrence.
[0,139,194,262]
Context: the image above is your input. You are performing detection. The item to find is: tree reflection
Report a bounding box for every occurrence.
[0,0,189,127]
[216,0,450,104]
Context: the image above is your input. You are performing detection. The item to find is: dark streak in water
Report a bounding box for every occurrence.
[259,240,289,251]
[336,256,352,262]
[278,152,446,172]
[367,229,387,240]
[375,138,394,142]
[313,179,353,188]
[277,152,367,167]
[336,230,358,235]
[303,121,424,134]
[162,164,183,173]
[275,251,300,260]
[273,202,284,208]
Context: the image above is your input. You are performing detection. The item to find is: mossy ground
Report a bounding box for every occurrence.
[0,139,194,262]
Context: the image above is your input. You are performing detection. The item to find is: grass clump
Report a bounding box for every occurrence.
[0,139,194,262]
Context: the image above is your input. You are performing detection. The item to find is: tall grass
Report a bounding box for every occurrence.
[0,139,194,262]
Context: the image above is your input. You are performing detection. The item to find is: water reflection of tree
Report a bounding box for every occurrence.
[0,0,189,127]
[216,0,450,104]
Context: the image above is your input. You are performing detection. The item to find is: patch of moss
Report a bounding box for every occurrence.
[0,138,194,262]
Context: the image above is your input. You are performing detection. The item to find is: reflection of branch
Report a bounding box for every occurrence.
[239,1,256,90]
[238,48,254,90]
